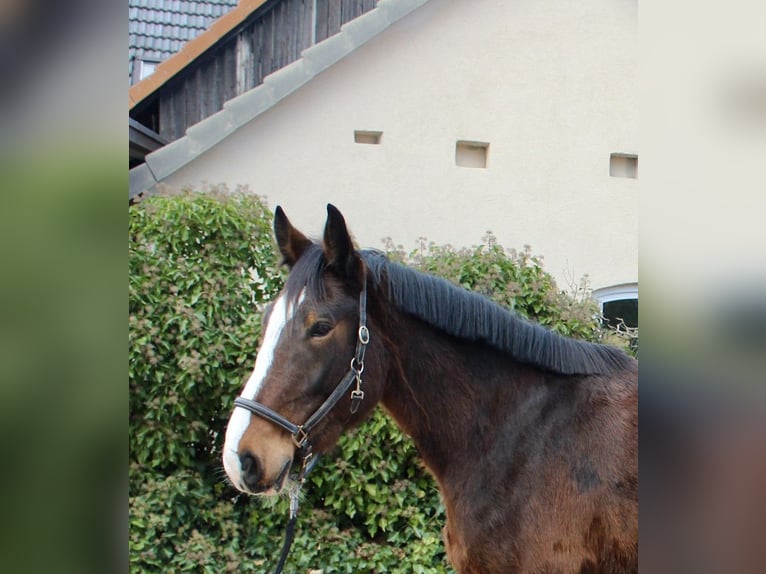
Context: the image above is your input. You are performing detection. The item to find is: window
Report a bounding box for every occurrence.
[456,140,489,168]
[593,284,638,350]
[609,153,638,178]
[602,298,638,330]
[354,130,382,144]
[593,284,638,330]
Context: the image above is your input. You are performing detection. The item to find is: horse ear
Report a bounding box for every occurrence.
[322,204,359,278]
[274,206,312,268]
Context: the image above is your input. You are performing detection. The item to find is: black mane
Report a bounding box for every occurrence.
[285,245,632,376]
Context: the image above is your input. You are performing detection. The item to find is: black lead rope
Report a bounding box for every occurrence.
[273,511,297,574]
[272,454,316,574]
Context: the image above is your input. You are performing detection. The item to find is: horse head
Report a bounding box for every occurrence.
[222,204,385,495]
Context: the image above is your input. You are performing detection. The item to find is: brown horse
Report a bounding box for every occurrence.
[223,205,638,573]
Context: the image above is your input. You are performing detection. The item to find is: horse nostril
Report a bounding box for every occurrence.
[239,451,262,488]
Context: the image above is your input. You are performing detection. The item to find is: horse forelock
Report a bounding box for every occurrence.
[283,244,327,305]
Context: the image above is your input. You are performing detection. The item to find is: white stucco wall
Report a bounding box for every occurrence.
[165,0,637,292]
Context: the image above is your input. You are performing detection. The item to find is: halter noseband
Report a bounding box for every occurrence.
[233,274,369,463]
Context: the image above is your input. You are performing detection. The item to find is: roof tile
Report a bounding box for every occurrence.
[129,0,237,83]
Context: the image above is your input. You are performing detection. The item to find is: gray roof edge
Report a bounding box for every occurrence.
[129,162,159,200]
[129,117,168,144]
[129,0,432,197]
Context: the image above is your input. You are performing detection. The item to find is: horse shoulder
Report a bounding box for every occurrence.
[441,369,637,573]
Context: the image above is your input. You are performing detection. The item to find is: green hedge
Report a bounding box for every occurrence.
[129,188,624,572]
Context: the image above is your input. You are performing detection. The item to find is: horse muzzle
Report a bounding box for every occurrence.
[225,447,293,496]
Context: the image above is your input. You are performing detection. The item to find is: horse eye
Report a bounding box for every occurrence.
[309,322,333,338]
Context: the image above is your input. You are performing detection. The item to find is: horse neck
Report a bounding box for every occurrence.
[376,308,533,480]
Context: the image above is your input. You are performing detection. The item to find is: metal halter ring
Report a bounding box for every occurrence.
[358,325,370,345]
[350,356,364,375]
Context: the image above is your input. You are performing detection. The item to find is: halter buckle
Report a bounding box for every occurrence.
[291,426,309,449]
[358,325,370,345]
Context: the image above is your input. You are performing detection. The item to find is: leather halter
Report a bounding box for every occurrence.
[233,274,369,462]
[232,271,370,574]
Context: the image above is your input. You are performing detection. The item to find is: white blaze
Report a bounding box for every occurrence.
[222,291,303,488]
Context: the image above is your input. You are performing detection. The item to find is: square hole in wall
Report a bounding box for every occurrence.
[456,140,489,168]
[354,130,382,144]
[609,153,638,178]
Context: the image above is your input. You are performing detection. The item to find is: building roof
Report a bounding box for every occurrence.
[129,0,238,85]
[129,0,272,106]
[129,0,431,200]
[130,118,169,169]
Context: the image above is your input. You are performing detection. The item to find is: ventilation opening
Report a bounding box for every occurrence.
[456,140,489,168]
[354,130,382,144]
[131,58,160,85]
[610,153,638,178]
